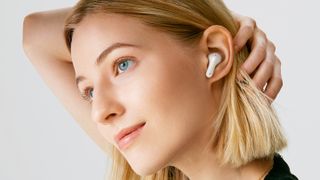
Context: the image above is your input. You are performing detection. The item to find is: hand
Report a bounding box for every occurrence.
[232,12,282,101]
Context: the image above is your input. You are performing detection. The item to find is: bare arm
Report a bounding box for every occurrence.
[22,8,112,155]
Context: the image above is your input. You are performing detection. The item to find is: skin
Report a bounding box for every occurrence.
[23,7,280,179]
[232,12,282,96]
[71,13,272,179]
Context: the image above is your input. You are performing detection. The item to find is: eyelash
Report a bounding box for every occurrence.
[80,56,135,103]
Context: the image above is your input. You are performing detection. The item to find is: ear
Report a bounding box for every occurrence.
[199,25,234,83]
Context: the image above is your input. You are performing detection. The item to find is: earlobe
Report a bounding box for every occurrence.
[201,25,234,82]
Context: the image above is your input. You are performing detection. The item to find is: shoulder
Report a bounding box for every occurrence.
[265,153,299,180]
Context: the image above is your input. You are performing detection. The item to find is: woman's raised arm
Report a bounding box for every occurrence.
[22,8,112,155]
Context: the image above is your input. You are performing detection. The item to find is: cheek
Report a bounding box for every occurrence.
[148,57,208,129]
[96,125,114,145]
[123,56,210,171]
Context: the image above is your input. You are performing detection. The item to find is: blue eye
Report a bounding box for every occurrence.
[117,58,134,74]
[80,58,134,103]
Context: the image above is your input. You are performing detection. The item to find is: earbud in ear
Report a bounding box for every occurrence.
[206,53,222,78]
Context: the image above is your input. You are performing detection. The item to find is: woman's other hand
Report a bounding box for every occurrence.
[232,12,282,101]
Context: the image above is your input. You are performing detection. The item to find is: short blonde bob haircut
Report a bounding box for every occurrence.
[64,0,287,179]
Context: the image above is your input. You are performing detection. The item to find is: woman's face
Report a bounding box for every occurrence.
[71,13,219,175]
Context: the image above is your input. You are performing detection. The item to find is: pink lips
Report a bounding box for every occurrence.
[114,122,146,150]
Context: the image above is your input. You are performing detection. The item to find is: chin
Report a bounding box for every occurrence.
[128,161,162,176]
[126,156,169,176]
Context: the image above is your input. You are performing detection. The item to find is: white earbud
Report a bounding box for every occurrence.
[206,53,222,78]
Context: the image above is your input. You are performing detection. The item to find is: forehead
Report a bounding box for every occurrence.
[71,13,155,65]
[72,13,152,44]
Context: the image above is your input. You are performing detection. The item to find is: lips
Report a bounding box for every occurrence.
[114,122,146,150]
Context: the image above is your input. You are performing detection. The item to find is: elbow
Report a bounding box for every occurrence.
[22,12,41,56]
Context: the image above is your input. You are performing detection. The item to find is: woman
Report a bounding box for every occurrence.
[23,0,296,179]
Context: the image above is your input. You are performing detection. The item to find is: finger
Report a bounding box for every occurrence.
[240,29,267,75]
[267,40,276,53]
[264,57,283,100]
[233,16,256,52]
[252,58,274,91]
[252,41,276,90]
[231,11,255,31]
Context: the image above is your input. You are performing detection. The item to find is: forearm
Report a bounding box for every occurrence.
[23,7,72,62]
[22,8,112,155]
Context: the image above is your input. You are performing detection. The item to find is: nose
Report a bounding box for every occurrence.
[91,87,125,125]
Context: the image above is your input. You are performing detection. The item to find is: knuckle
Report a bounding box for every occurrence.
[258,29,267,39]
[258,31,268,45]
[242,24,254,35]
[276,57,282,66]
[247,17,257,28]
[260,38,267,49]
[256,43,267,57]
[268,40,276,52]
[254,31,267,46]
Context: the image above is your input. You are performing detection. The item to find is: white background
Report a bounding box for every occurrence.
[1,0,319,179]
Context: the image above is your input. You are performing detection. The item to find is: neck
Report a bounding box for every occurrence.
[168,126,273,180]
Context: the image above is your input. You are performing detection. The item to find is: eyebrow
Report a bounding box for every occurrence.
[75,42,139,88]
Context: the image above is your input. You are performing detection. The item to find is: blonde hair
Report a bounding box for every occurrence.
[64,0,287,179]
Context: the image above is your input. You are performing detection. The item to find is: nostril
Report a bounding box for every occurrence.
[105,113,117,121]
